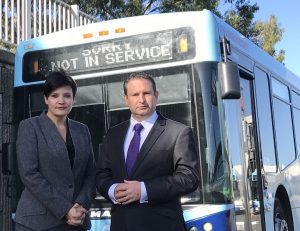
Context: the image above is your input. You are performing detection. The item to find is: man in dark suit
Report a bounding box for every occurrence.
[96,72,200,231]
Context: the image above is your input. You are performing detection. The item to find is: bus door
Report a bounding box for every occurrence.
[229,73,265,231]
[224,72,263,231]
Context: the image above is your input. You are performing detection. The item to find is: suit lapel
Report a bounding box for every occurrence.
[130,114,166,176]
[68,119,79,174]
[118,121,131,176]
[39,112,74,180]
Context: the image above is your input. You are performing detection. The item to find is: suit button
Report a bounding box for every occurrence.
[68,184,73,188]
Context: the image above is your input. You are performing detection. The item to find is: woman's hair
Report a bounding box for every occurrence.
[43,70,77,98]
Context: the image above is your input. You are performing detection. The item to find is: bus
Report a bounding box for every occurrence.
[11,9,300,231]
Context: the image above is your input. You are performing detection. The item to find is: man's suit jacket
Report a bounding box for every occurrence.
[96,113,200,231]
[15,112,95,230]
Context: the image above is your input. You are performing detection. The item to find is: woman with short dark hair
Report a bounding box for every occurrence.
[15,71,95,231]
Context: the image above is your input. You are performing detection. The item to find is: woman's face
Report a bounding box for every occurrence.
[44,86,74,119]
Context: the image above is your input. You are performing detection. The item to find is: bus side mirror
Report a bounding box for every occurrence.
[218,61,241,99]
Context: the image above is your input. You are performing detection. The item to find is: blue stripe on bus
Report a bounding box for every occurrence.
[88,204,235,231]
[183,204,234,220]
[90,219,111,231]
[184,204,235,231]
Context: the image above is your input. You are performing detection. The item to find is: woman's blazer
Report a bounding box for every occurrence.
[15,112,95,230]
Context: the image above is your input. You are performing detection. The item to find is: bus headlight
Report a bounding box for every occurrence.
[203,222,213,231]
[189,227,199,231]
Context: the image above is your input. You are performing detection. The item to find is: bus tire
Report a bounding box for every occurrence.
[274,198,293,231]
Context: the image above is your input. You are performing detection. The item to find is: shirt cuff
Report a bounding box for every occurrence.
[140,181,148,203]
[108,183,119,204]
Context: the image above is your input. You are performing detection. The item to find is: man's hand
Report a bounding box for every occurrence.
[65,203,88,226]
[115,180,141,205]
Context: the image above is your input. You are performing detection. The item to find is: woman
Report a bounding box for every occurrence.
[15,71,95,231]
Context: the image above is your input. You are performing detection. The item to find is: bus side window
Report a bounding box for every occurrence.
[254,67,277,172]
[272,77,296,169]
[292,91,300,156]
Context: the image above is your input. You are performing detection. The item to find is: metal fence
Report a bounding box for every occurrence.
[0,0,98,46]
[0,49,15,231]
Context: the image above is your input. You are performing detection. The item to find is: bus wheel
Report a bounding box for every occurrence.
[274,198,290,231]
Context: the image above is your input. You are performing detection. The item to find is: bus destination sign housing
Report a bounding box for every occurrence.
[23,27,195,83]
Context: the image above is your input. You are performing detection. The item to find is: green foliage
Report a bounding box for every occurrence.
[224,0,259,38]
[0,41,16,54]
[253,15,285,62]
[67,0,221,19]
[65,0,158,19]
[224,0,284,62]
[158,0,221,16]
[275,49,285,63]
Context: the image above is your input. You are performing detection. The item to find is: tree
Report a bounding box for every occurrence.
[65,0,222,19]
[253,15,285,63]
[0,41,16,53]
[224,0,259,38]
[65,0,159,19]
[65,0,285,62]
[224,0,285,62]
[158,0,220,15]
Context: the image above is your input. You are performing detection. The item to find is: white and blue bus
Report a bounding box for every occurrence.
[13,9,300,231]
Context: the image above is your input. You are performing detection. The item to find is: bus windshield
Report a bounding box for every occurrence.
[25,63,231,205]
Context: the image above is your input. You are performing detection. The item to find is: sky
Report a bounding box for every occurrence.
[220,0,300,77]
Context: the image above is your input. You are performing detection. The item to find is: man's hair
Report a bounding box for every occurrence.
[123,72,156,95]
[43,70,77,98]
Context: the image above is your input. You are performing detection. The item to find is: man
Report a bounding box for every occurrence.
[96,72,200,231]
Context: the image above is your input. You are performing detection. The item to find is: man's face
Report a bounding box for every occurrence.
[124,78,158,121]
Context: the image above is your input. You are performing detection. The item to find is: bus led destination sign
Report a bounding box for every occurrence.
[23,27,195,82]
[52,31,173,71]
